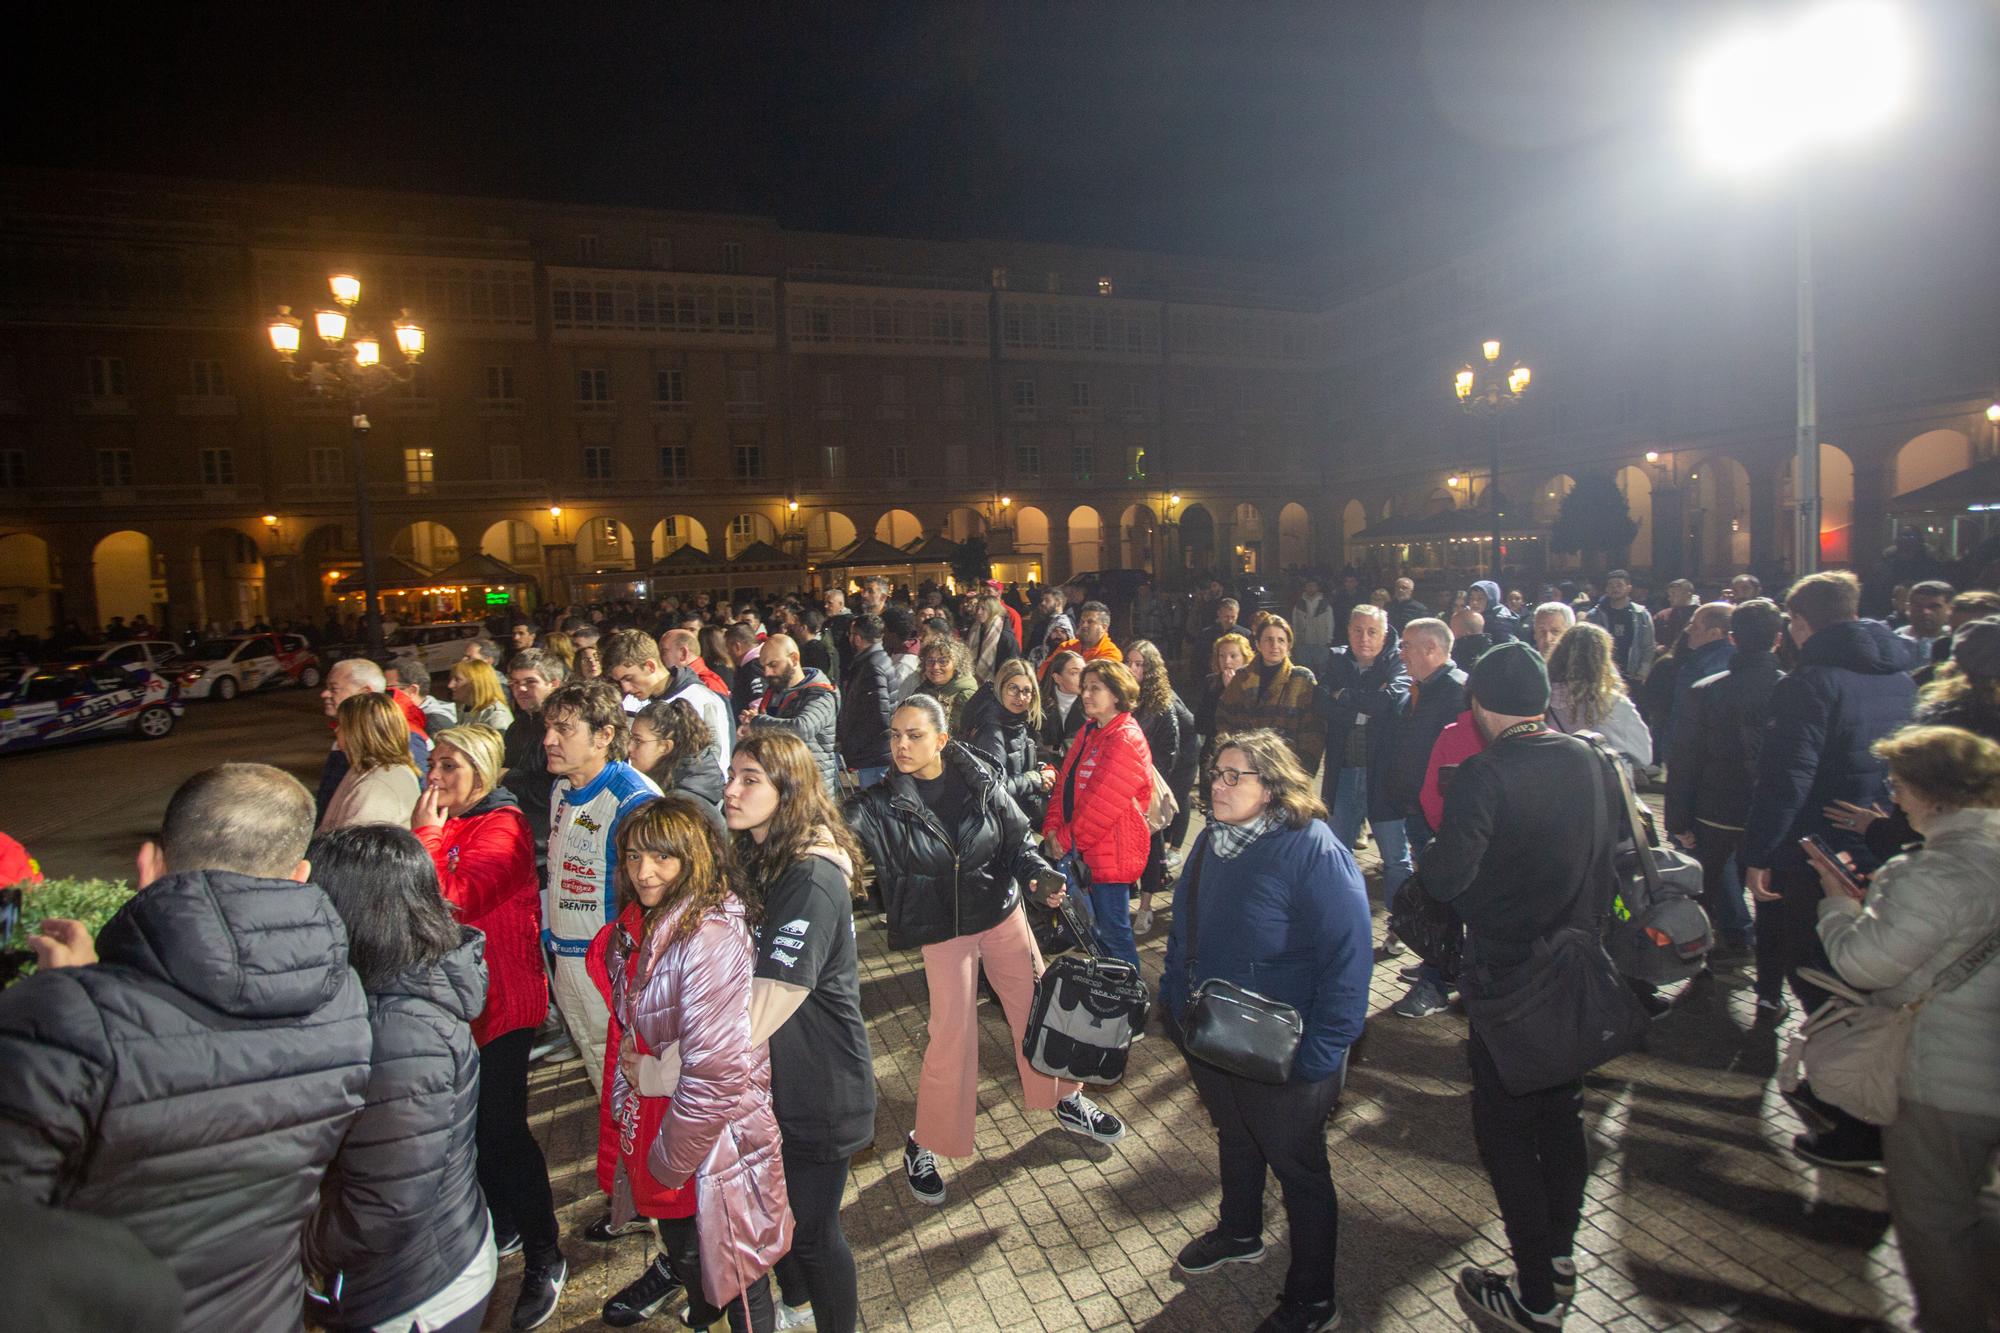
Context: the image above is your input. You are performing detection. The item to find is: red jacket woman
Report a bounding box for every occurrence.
[414,783,547,1046]
[1044,687,1154,885]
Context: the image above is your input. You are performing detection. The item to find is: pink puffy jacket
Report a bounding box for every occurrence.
[608,894,792,1307]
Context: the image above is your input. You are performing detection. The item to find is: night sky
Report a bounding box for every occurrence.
[7,2,1997,269]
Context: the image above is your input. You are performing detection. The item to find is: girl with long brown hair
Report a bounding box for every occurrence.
[319,692,421,832]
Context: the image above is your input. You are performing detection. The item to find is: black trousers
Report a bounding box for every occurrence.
[1178,1018,1344,1306]
[771,1147,857,1333]
[658,1216,774,1333]
[476,1027,560,1260]
[1467,1031,1586,1314]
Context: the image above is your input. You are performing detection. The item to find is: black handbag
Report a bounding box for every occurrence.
[1177,841,1305,1085]
[1023,898,1148,1084]
[1457,750,1648,1095]
[1389,871,1462,981]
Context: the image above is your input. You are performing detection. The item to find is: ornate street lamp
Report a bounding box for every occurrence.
[1453,338,1532,577]
[265,273,426,655]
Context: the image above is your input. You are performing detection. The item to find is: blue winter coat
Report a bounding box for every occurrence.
[1158,820,1373,1084]
[1742,618,1917,874]
[1316,642,1410,821]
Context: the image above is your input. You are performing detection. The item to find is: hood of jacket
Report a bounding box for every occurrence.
[96,868,354,1020]
[922,670,979,704]
[1471,581,1504,613]
[804,824,856,879]
[1681,635,1733,675]
[459,782,520,820]
[661,662,705,700]
[767,667,836,708]
[1802,618,1914,676]
[672,740,727,805]
[372,926,488,1022]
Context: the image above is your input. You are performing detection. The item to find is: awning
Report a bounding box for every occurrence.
[1890,459,2000,512]
[651,543,718,571]
[432,552,532,585]
[903,534,964,561]
[817,536,945,570]
[729,540,800,567]
[331,556,441,593]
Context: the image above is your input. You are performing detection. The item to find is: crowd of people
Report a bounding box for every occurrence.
[1,555,1996,1333]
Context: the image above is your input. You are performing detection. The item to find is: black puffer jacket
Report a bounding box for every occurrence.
[0,870,371,1333]
[959,685,1046,820]
[845,741,1057,949]
[308,929,488,1330]
[752,667,843,794]
[1664,648,1785,837]
[837,643,899,769]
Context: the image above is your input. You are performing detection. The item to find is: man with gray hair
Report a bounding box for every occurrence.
[462,637,503,667]
[1531,602,1576,660]
[1381,617,1468,1018]
[315,658,429,818]
[1319,601,1410,869]
[0,763,372,1332]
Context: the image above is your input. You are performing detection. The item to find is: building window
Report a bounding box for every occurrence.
[576,368,611,404]
[732,444,762,479]
[650,235,674,269]
[728,367,761,407]
[489,444,521,479]
[403,446,436,494]
[1070,445,1094,480]
[730,514,756,541]
[821,444,847,480]
[1070,380,1092,409]
[990,267,1009,290]
[85,356,128,398]
[722,241,744,274]
[1011,379,1037,408]
[941,375,966,408]
[881,374,906,405]
[187,358,228,396]
[1098,276,1114,297]
[582,446,614,481]
[1045,271,1062,294]
[654,368,686,405]
[483,365,517,400]
[96,448,135,487]
[1015,442,1041,476]
[0,449,24,488]
[199,447,236,486]
[577,234,600,263]
[816,373,843,406]
[658,444,689,481]
[309,447,343,484]
[886,445,911,478]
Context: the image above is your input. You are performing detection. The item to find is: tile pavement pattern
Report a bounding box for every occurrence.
[484,806,1918,1332]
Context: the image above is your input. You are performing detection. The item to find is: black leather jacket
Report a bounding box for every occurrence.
[958,686,1046,821]
[844,742,1056,949]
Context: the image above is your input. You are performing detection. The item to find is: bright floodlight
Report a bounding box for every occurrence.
[1686,1,1910,174]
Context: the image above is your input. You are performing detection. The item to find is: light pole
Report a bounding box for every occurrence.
[1685,0,1912,577]
[265,274,427,656]
[1454,338,1532,578]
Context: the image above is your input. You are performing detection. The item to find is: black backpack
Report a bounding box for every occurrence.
[1584,736,1714,983]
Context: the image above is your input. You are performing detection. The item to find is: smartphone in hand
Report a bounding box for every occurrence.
[1800,834,1865,896]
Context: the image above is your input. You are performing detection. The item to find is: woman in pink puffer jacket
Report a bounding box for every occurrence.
[605,794,792,1331]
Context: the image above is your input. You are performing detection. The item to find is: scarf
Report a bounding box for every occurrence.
[973,616,1005,681]
[1209,810,1284,859]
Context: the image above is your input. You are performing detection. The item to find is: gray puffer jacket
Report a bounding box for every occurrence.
[1817,807,2000,1117]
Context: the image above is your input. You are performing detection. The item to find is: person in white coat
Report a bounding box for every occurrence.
[318,692,422,832]
[1813,724,2000,1333]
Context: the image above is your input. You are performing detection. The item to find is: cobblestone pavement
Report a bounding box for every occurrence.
[490,810,1915,1333]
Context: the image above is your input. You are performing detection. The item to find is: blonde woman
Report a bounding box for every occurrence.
[1196,631,1253,765]
[958,657,1054,824]
[968,595,1022,683]
[1545,622,1652,776]
[319,692,422,831]
[542,630,578,677]
[449,658,515,732]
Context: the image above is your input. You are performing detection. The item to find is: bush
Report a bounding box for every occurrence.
[3,878,134,987]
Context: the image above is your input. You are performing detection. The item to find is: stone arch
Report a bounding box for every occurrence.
[1067,505,1103,575]
[390,520,462,571]
[1013,505,1050,557]
[1278,502,1310,571]
[875,509,923,547]
[1893,429,1971,497]
[1380,497,1395,521]
[482,519,542,568]
[1179,503,1216,573]
[1230,503,1264,575]
[93,530,159,629]
[1341,499,1367,562]
[575,516,636,570]
[803,511,856,560]
[197,527,266,628]
[1791,443,1855,564]
[942,508,987,543]
[1614,466,1654,568]
[724,511,779,559]
[652,515,711,558]
[0,532,56,636]
[301,523,353,609]
[1533,474,1576,525]
[1688,457,1752,576]
[1117,504,1157,572]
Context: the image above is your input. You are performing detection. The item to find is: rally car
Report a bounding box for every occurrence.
[176,633,324,701]
[0,662,182,753]
[60,640,186,675]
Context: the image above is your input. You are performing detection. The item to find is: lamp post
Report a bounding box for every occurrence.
[265,274,427,656]
[1454,339,1532,578]
[1685,1,1911,577]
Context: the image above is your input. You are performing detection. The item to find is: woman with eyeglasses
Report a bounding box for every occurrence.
[958,657,1057,824]
[1158,729,1372,1333]
[1044,660,1154,971]
[913,635,980,734]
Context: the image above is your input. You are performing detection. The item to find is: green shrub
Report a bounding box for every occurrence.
[3,878,134,986]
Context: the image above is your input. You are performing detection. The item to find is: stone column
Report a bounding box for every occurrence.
[1650,484,1686,583]
[542,542,577,608]
[1847,457,1895,583]
[1749,464,1780,579]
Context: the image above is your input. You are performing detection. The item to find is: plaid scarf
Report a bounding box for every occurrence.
[1209,811,1283,860]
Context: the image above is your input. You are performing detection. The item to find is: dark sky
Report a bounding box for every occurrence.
[7,1,1996,268]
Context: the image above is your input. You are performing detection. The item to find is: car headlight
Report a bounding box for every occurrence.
[181,667,206,681]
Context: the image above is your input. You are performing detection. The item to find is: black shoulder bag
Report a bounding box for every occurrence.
[1178,839,1305,1085]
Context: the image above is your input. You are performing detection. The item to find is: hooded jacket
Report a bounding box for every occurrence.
[916,668,981,735]
[1046,711,1155,884]
[666,740,727,828]
[1471,580,1520,644]
[416,784,550,1045]
[846,741,1057,949]
[0,870,371,1333]
[1664,647,1784,837]
[608,896,791,1308]
[751,666,842,793]
[1743,618,1918,874]
[837,641,900,770]
[1667,634,1735,756]
[660,664,733,780]
[306,929,489,1330]
[959,685,1048,822]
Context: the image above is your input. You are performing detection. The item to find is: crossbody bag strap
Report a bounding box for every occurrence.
[1569,744,1614,931]
[1181,840,1210,994]
[1918,920,2000,1002]
[1591,734,1661,899]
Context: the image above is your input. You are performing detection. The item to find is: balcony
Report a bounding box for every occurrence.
[726,399,767,419]
[277,478,552,504]
[476,397,523,417]
[572,400,616,416]
[176,394,240,417]
[73,394,136,417]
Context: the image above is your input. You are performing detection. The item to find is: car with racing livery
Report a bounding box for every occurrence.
[61,640,187,675]
[0,662,183,753]
[176,633,324,701]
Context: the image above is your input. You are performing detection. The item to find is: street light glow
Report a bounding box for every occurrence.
[1685,1,1911,175]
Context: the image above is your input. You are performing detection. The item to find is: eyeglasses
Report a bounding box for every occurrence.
[1002,684,1037,698]
[1206,766,1262,788]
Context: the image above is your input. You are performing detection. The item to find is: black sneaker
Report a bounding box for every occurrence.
[1551,1257,1577,1303]
[681,1289,724,1329]
[494,1225,523,1258]
[1175,1230,1266,1274]
[1054,1091,1126,1144]
[1255,1296,1340,1332]
[511,1252,569,1330]
[1455,1267,1563,1331]
[1790,1133,1883,1173]
[604,1255,684,1327]
[585,1212,654,1243]
[904,1134,945,1206]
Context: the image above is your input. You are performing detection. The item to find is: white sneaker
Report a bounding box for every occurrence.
[775,1301,817,1329]
[1132,908,1154,937]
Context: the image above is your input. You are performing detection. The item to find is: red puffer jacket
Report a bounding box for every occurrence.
[1045,711,1153,884]
[414,788,548,1046]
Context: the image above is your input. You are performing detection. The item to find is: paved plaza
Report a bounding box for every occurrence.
[496,827,1917,1333]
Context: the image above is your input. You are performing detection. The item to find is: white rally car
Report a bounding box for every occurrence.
[175,633,324,701]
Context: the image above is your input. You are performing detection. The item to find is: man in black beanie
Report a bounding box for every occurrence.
[1411,640,1630,1331]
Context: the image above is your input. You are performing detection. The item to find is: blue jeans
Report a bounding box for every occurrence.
[853,765,889,791]
[1329,767,1413,898]
[1087,882,1142,971]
